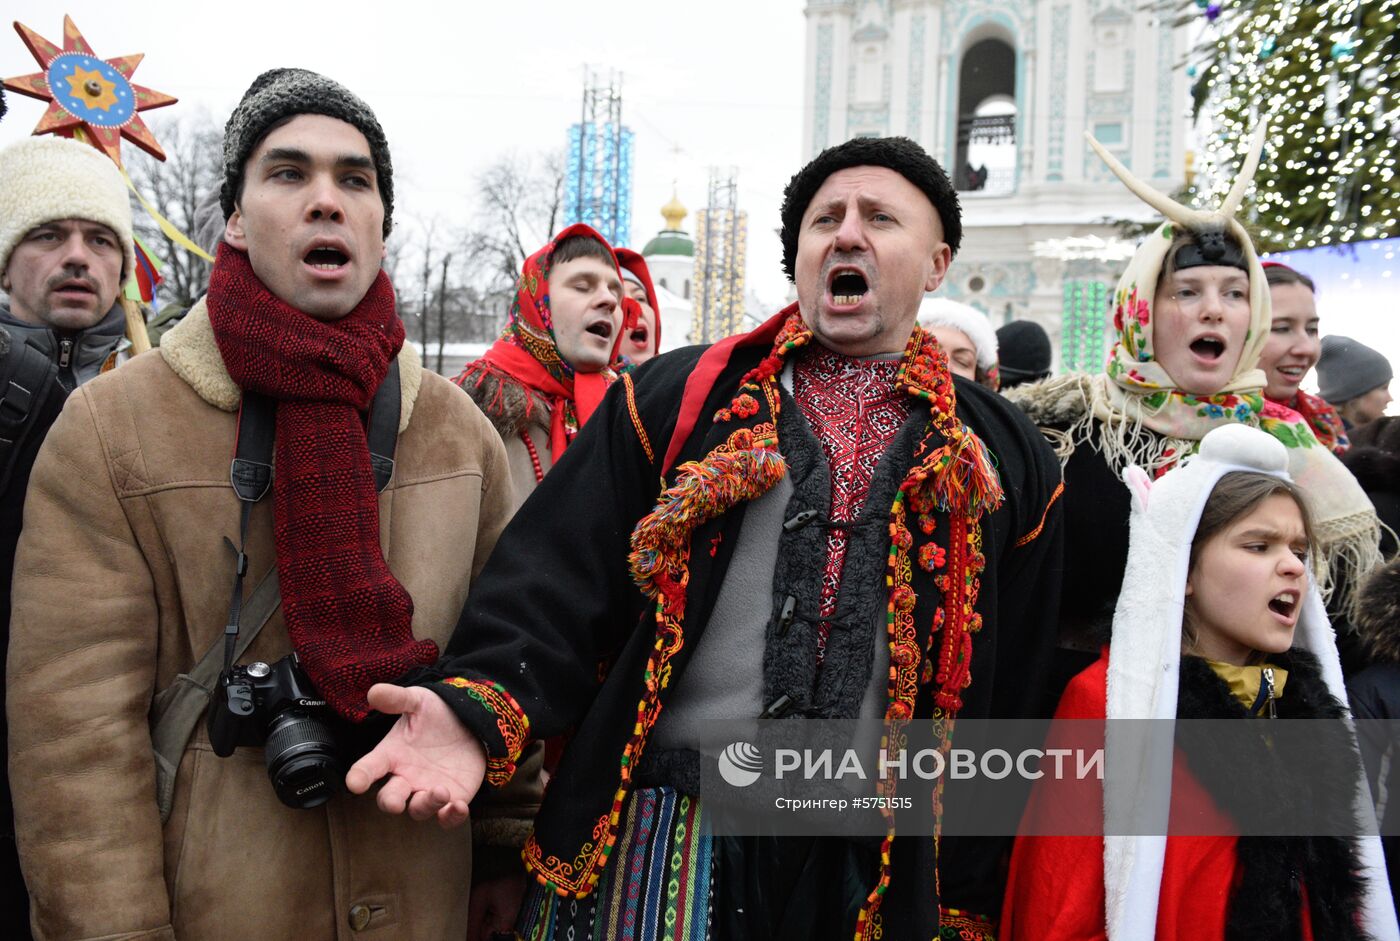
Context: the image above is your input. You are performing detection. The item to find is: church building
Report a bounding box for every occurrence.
[802,0,1192,370]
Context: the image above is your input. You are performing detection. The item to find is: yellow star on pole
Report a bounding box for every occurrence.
[64,65,118,112]
[1,15,177,165]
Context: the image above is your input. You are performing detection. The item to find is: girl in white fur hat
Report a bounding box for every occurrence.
[1000,424,1397,940]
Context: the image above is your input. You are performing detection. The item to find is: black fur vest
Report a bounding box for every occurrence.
[1176,650,1370,940]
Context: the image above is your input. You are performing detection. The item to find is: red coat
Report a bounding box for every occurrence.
[1000,652,1317,940]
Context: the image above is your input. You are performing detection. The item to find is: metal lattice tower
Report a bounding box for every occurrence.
[692,168,747,343]
[563,68,634,248]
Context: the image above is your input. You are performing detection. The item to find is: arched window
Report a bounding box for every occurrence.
[955,39,1017,195]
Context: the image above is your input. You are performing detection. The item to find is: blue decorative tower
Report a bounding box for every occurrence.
[563,69,634,248]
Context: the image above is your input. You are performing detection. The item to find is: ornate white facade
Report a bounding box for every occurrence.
[802,0,1191,370]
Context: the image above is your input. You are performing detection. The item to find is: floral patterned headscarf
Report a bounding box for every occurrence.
[1072,127,1334,473]
[1008,126,1381,613]
[1095,214,1273,453]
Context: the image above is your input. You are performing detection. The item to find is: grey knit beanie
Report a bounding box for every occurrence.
[1317,334,1393,404]
[220,68,393,237]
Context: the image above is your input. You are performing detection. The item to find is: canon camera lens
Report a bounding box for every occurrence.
[264,709,344,809]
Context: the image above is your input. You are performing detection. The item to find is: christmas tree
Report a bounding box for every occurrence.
[1181,0,1397,250]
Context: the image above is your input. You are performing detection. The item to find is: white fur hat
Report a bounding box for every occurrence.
[917,297,998,371]
[0,137,136,286]
[1103,423,1398,940]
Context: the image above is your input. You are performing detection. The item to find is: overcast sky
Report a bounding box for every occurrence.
[6,2,1397,409]
[0,0,807,306]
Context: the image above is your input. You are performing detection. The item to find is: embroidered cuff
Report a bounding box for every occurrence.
[436,677,532,786]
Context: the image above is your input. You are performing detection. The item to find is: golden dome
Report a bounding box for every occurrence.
[661,194,687,232]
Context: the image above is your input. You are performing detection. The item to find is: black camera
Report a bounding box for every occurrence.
[207,653,345,809]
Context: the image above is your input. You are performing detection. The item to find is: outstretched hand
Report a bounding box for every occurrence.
[346,683,487,828]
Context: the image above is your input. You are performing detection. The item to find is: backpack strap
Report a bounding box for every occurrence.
[0,337,61,494]
[368,358,400,491]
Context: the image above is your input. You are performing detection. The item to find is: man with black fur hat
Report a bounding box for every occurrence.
[7,68,539,940]
[349,135,1065,939]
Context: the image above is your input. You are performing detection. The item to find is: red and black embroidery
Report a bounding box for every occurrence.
[794,347,910,661]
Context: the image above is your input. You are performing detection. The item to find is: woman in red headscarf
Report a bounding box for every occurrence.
[612,247,662,368]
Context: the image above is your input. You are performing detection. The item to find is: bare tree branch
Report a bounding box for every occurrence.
[125,110,224,309]
[474,149,566,291]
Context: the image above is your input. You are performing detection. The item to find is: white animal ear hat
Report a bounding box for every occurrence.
[1084,125,1272,391]
[1101,422,1398,940]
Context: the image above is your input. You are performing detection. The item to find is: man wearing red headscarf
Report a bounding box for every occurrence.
[613,248,661,367]
[455,225,624,509]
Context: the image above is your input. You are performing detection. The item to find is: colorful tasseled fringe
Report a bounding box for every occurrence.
[629,445,788,608]
[920,425,1004,519]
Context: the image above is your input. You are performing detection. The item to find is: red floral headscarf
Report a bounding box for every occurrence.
[456,223,620,461]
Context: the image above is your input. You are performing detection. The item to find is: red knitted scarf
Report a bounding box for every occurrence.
[207,245,437,721]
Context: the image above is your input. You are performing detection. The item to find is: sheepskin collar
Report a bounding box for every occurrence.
[160,297,421,433]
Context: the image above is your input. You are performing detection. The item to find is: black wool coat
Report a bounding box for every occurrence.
[422,339,1066,933]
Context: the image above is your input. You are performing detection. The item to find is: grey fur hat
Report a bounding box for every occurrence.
[220,68,393,237]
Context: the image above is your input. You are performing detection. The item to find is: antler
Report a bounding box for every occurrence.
[1219,123,1268,218]
[1084,123,1268,225]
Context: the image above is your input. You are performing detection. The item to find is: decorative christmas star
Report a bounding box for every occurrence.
[2,15,176,165]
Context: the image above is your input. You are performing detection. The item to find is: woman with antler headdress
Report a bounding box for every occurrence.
[1005,128,1383,671]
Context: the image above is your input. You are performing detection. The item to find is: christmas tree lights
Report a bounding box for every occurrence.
[1178,0,1397,250]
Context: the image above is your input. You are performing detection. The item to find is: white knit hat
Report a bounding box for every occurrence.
[0,137,136,286]
[916,297,998,371]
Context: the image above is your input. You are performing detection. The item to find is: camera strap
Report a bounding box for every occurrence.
[149,361,402,822]
[220,359,401,673]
